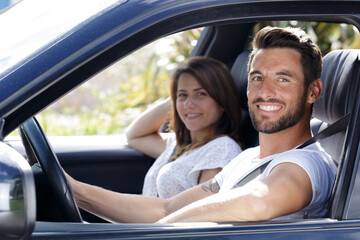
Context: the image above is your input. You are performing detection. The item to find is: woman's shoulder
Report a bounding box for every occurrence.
[207,135,240,146]
[189,136,242,167]
[200,136,242,154]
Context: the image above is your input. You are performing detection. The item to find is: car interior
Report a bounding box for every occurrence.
[312,49,360,219]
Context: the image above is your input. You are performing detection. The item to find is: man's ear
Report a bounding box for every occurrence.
[307,78,322,104]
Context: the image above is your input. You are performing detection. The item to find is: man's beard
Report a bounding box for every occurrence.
[249,92,307,134]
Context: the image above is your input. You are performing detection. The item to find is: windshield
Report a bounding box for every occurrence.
[0,0,126,75]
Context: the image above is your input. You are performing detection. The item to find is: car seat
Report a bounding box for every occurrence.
[312,49,360,218]
[230,50,259,149]
[312,49,360,161]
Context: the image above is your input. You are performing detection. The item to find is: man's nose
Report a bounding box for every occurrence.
[258,79,276,98]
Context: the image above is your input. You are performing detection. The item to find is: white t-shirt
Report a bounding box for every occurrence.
[142,135,242,198]
[215,142,337,220]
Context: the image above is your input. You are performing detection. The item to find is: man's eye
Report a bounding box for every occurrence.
[279,78,289,82]
[252,76,262,81]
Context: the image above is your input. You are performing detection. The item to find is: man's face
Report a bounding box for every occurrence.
[247,48,308,134]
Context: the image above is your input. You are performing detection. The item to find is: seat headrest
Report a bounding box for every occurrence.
[314,49,360,124]
[231,50,251,109]
[230,50,259,148]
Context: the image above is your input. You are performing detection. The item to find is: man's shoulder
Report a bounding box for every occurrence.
[279,142,328,157]
[271,142,334,168]
[238,146,260,157]
[225,146,260,165]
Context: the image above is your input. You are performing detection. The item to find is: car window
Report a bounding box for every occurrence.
[250,21,360,55]
[7,21,358,138]
[36,28,202,135]
[35,21,360,137]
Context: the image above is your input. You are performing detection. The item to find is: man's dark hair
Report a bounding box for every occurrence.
[248,26,323,88]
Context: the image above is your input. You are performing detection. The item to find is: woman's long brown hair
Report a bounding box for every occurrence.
[170,56,244,159]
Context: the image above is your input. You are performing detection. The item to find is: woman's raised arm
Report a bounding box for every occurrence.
[125,97,171,158]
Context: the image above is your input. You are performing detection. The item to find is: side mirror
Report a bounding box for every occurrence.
[0,142,36,240]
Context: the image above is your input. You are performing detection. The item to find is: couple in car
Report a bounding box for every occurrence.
[65,26,337,223]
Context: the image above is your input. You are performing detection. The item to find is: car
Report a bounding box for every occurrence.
[1,0,360,239]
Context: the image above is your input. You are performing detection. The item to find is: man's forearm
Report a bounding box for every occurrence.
[73,178,168,223]
[158,181,270,223]
[69,177,219,223]
[158,163,314,224]
[157,191,239,223]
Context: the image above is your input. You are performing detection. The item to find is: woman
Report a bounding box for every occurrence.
[125,56,244,198]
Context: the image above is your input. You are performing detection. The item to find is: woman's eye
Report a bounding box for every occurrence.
[197,91,207,96]
[177,93,187,98]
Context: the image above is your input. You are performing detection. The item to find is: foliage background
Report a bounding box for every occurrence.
[37,29,202,135]
[36,22,359,136]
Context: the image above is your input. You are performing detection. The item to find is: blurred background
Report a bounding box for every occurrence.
[36,28,202,135]
[2,0,358,137]
[37,21,360,136]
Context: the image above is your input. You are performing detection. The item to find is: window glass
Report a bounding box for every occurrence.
[35,21,360,136]
[37,28,202,135]
[251,21,360,55]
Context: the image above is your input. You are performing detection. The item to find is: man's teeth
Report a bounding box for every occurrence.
[259,105,281,111]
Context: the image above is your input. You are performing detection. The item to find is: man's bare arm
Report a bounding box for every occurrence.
[164,179,220,217]
[158,162,312,223]
[201,178,220,193]
[67,172,216,223]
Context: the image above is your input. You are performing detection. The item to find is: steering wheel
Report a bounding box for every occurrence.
[19,117,82,222]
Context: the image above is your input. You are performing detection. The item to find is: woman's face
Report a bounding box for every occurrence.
[176,73,224,141]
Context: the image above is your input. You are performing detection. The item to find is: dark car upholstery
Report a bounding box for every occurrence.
[230,50,259,149]
[312,49,360,218]
[312,49,360,163]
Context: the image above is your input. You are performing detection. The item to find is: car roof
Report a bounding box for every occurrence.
[0,0,359,138]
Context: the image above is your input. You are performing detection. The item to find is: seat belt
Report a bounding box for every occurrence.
[232,113,351,189]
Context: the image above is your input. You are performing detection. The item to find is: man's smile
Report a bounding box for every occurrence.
[257,104,282,112]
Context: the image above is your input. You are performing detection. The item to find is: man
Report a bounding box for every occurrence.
[67,26,337,223]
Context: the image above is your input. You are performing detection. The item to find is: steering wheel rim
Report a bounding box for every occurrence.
[19,117,82,222]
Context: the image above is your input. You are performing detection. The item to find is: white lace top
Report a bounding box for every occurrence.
[142,134,242,198]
